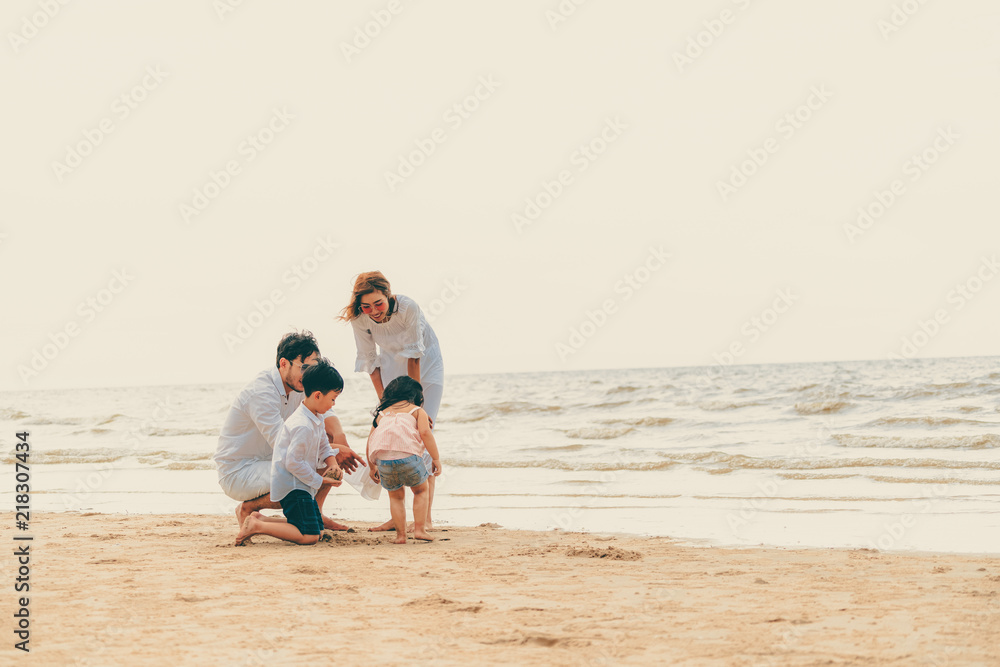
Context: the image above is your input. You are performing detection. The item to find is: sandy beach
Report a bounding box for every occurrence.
[10,512,997,666]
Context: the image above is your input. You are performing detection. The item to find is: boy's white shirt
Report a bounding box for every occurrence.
[215,366,337,478]
[270,403,339,502]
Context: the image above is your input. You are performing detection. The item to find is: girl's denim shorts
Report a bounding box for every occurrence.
[377,454,429,491]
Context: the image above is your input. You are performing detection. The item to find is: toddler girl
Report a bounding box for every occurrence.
[366,376,441,543]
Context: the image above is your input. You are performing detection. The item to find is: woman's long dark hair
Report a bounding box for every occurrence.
[372,376,424,428]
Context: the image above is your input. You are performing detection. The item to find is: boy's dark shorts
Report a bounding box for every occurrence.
[279,489,324,536]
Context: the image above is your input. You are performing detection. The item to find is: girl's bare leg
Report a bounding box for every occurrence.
[411,482,434,541]
[388,488,408,544]
[424,475,435,529]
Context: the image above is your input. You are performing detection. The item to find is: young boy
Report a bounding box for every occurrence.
[235,359,344,546]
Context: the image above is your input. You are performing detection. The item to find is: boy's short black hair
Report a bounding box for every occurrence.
[302,358,343,396]
[276,331,320,368]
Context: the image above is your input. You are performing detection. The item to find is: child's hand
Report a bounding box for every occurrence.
[322,465,343,487]
[368,466,380,483]
[431,459,442,476]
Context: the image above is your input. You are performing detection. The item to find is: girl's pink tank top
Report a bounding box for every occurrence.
[368,406,425,460]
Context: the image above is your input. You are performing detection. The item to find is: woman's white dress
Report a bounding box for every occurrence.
[351,294,444,420]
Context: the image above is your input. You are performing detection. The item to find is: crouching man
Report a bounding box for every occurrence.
[214,331,365,530]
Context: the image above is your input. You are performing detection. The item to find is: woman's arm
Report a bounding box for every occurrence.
[396,297,425,384]
[370,368,384,400]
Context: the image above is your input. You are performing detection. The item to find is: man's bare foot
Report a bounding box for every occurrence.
[236,502,251,527]
[368,518,396,532]
[393,535,407,544]
[232,505,257,543]
[413,529,434,542]
[234,515,259,546]
[322,516,349,531]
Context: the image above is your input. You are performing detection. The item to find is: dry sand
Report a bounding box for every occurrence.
[11,512,999,666]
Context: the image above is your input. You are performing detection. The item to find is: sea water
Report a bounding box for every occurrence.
[2,356,998,553]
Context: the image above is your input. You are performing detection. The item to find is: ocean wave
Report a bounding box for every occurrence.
[445,458,680,472]
[606,385,641,394]
[448,451,1000,473]
[520,444,589,453]
[0,448,123,464]
[599,416,675,427]
[794,401,852,415]
[562,426,636,440]
[697,400,768,411]
[450,402,563,422]
[72,427,114,436]
[25,417,83,426]
[0,408,29,420]
[866,416,993,427]
[897,381,1000,399]
[696,452,1000,473]
[0,448,214,465]
[145,427,219,437]
[772,472,857,481]
[164,461,216,471]
[96,413,127,425]
[834,434,1000,450]
[590,400,632,409]
[777,471,1000,486]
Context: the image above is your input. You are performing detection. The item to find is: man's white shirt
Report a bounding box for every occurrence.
[214,366,335,479]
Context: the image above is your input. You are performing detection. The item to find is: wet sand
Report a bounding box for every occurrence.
[15,512,1000,665]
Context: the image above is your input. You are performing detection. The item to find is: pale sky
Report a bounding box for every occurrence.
[2,0,999,391]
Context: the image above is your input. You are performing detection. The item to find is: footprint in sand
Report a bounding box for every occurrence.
[566,546,642,561]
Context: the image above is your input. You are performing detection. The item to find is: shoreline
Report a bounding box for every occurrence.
[15,512,1000,665]
[37,508,1000,558]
